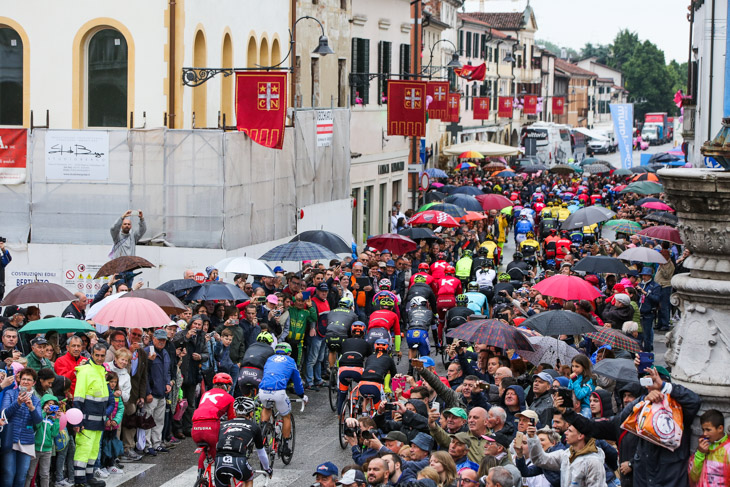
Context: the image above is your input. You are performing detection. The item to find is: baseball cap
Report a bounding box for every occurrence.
[153,329,168,340]
[337,470,366,486]
[443,407,468,420]
[386,259,396,267]
[378,262,387,268]
[313,462,338,477]
[30,337,48,346]
[482,432,511,449]
[381,249,391,255]
[534,372,553,384]
[419,356,436,368]
[266,294,279,305]
[449,431,472,447]
[384,431,408,444]
[273,266,284,273]
[316,282,329,292]
[515,410,539,423]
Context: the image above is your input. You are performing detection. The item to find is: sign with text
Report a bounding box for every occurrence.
[0,128,27,185]
[610,103,634,169]
[316,110,333,147]
[45,130,109,180]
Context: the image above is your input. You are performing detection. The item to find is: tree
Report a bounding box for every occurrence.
[622,40,675,117]
[608,30,640,70]
[536,39,579,60]
[666,60,688,95]
[581,43,610,64]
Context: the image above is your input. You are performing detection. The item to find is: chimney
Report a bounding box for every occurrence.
[479,0,485,12]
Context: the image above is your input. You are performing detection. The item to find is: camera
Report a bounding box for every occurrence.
[0,350,11,362]
[343,426,358,438]
[360,429,375,440]
[551,387,573,406]
[0,237,6,243]
[384,403,398,411]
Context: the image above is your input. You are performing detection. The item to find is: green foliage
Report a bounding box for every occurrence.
[536,39,579,60]
[581,43,611,65]
[608,30,640,70]
[622,40,676,117]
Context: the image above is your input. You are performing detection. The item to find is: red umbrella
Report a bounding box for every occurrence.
[532,275,602,301]
[638,225,683,245]
[408,210,460,228]
[475,194,513,212]
[93,297,172,329]
[367,234,418,255]
[460,211,487,222]
[641,201,674,212]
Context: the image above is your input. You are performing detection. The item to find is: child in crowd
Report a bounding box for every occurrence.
[26,394,61,487]
[98,371,125,476]
[568,354,595,417]
[215,328,238,381]
[690,409,730,486]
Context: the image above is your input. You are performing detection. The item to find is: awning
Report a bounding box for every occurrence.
[443,141,522,157]
[573,127,609,141]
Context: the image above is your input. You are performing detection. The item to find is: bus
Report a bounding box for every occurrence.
[521,123,574,164]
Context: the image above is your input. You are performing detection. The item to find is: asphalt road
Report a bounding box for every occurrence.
[593,139,678,169]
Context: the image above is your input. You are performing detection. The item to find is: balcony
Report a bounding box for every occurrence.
[682,105,696,140]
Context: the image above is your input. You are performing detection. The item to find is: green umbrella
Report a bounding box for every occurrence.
[603,219,642,235]
[19,317,95,334]
[620,181,664,195]
[613,168,632,176]
[568,163,584,174]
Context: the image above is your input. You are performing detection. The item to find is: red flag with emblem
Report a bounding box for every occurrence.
[387,80,427,137]
[235,71,288,149]
[473,97,490,120]
[427,81,449,119]
[552,96,565,115]
[454,63,487,81]
[498,97,513,118]
[447,93,460,122]
[524,95,538,114]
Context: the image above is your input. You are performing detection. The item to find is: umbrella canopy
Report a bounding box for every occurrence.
[496,170,516,178]
[442,141,522,157]
[450,186,484,197]
[446,319,535,351]
[121,288,187,314]
[630,166,654,173]
[648,152,681,164]
[431,182,444,188]
[641,201,674,212]
[157,279,201,295]
[638,225,683,245]
[408,210,460,228]
[0,282,76,306]
[549,164,575,175]
[398,227,442,243]
[444,194,484,212]
[425,168,448,178]
[585,326,642,354]
[86,292,126,320]
[645,211,678,226]
[573,256,631,274]
[476,194,513,212]
[561,206,616,229]
[367,234,418,255]
[612,168,632,176]
[93,256,155,279]
[94,297,172,329]
[520,310,596,336]
[260,241,338,262]
[289,230,351,254]
[484,162,506,171]
[634,197,663,206]
[532,275,602,300]
[418,202,467,217]
[522,164,548,173]
[460,211,487,222]
[186,282,249,302]
[617,247,668,264]
[19,317,95,334]
[458,151,484,159]
[424,190,446,203]
[440,185,457,194]
[518,336,581,367]
[583,163,612,174]
[458,162,479,170]
[593,358,640,383]
[604,219,642,234]
[620,181,663,195]
[213,256,275,277]
[631,173,660,182]
[580,157,610,166]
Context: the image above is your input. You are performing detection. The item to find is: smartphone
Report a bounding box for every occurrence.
[391,377,406,391]
[356,277,371,289]
[638,352,654,373]
[384,403,398,411]
[301,291,311,300]
[432,402,440,414]
[639,377,653,387]
[231,319,239,325]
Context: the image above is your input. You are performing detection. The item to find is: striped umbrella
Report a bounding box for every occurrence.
[446,319,535,351]
[584,326,642,354]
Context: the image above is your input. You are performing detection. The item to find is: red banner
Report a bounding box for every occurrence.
[524,95,538,114]
[447,93,461,123]
[498,97,513,118]
[473,97,490,120]
[0,128,27,185]
[427,81,449,120]
[235,71,288,149]
[454,63,487,81]
[552,96,565,115]
[387,80,427,137]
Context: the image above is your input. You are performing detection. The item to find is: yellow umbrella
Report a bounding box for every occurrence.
[458,150,484,159]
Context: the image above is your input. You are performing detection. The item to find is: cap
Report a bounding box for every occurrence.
[482,432,511,449]
[313,462,339,478]
[537,300,548,308]
[613,283,626,293]
[273,266,284,273]
[419,356,436,368]
[614,293,631,305]
[378,262,387,268]
[515,409,539,423]
[443,407,468,420]
[411,432,433,452]
[166,320,180,329]
[316,282,329,292]
[153,329,168,340]
[534,372,553,384]
[640,266,654,276]
[383,430,408,444]
[449,431,473,447]
[381,249,391,255]
[30,337,48,346]
[267,294,279,305]
[337,470,366,486]
[386,259,396,267]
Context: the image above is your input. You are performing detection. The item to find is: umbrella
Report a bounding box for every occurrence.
[568,163,584,174]
[289,230,351,254]
[648,152,681,164]
[458,151,484,159]
[631,173,660,182]
[440,185,457,194]
[532,275,602,301]
[475,194,513,212]
[431,182,444,188]
[549,164,575,175]
[408,210,460,228]
[617,247,668,264]
[583,164,612,174]
[604,219,642,232]
[446,319,535,351]
[19,317,95,334]
[417,202,467,217]
[585,326,642,354]
[213,256,274,277]
[645,211,678,226]
[398,227,442,243]
[496,170,516,178]
[593,358,640,383]
[613,184,627,192]
[424,190,446,203]
[0,282,76,306]
[612,168,632,176]
[634,197,662,206]
[630,166,654,173]
[484,162,506,171]
[94,297,172,329]
[121,289,187,314]
[186,282,250,302]
[458,162,478,170]
[367,234,418,255]
[444,194,483,212]
[579,157,608,166]
[460,211,487,222]
[425,168,448,178]
[522,164,548,173]
[520,310,597,336]
[518,336,581,366]
[86,292,126,320]
[561,207,616,229]
[450,186,484,197]
[260,241,338,261]
[638,225,683,245]
[93,256,155,279]
[573,256,630,274]
[641,201,674,212]
[620,182,663,195]
[157,279,202,295]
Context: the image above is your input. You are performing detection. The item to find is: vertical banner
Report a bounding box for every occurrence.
[235,71,288,149]
[552,97,565,115]
[0,128,27,185]
[610,103,634,169]
[387,80,427,137]
[426,81,449,120]
[473,97,490,120]
[498,97,513,118]
[523,95,538,114]
[447,93,461,123]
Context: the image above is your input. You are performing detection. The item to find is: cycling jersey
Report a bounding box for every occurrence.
[404,283,437,312]
[406,306,435,331]
[325,308,357,338]
[436,276,463,297]
[192,388,236,422]
[217,418,264,456]
[240,342,275,370]
[409,272,435,289]
[475,269,496,288]
[464,291,487,315]
[259,353,305,397]
[338,338,372,367]
[361,352,397,384]
[368,309,401,350]
[365,327,392,347]
[445,306,474,330]
[430,260,448,280]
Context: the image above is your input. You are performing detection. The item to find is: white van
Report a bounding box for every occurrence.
[521,123,573,164]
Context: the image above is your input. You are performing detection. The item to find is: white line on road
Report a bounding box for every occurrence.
[156,465,305,487]
[103,463,155,487]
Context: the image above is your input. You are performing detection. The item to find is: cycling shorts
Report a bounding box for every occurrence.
[326,336,345,353]
[358,381,384,402]
[237,367,263,396]
[259,388,292,416]
[192,419,220,458]
[406,329,430,356]
[214,454,253,487]
[338,366,363,392]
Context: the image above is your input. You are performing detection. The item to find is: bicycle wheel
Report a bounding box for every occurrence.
[280,414,295,465]
[338,401,350,449]
[261,421,276,468]
[328,368,338,412]
[193,465,211,487]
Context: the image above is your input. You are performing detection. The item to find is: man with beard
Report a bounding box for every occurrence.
[367,458,389,487]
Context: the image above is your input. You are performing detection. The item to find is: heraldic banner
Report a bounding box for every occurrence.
[236,71,288,149]
[387,80,427,137]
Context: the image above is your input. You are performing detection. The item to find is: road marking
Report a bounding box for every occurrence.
[103,463,155,487]
[156,466,305,487]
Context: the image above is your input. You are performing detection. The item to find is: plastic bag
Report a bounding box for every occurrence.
[621,392,684,451]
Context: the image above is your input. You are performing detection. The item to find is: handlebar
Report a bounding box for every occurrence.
[252,470,271,486]
[291,398,306,412]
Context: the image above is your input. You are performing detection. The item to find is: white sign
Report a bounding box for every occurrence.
[64,262,109,300]
[45,130,109,180]
[8,269,62,288]
[316,110,333,147]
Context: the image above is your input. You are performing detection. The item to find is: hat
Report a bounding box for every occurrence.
[381,249,392,255]
[266,294,279,305]
[613,283,626,293]
[482,432,511,450]
[584,274,599,285]
[337,469,366,486]
[316,282,329,292]
[384,430,408,444]
[443,407,468,420]
[386,259,396,267]
[153,329,168,340]
[614,293,631,306]
[419,356,436,368]
[515,409,539,423]
[378,262,387,268]
[537,300,548,308]
[273,266,284,273]
[205,266,217,276]
[313,462,338,478]
[411,432,433,452]
[449,431,473,447]
[30,337,48,347]
[554,376,570,388]
[534,372,553,384]
[166,321,180,329]
[639,266,654,276]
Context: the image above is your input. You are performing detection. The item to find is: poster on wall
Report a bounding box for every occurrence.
[45,130,109,180]
[316,110,333,147]
[0,128,28,185]
[63,263,111,300]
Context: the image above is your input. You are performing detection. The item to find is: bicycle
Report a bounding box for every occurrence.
[328,364,338,412]
[193,445,271,487]
[259,397,305,466]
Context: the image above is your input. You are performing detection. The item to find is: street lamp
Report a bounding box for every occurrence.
[422,39,462,78]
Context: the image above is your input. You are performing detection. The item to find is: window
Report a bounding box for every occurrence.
[341,0,347,9]
[87,29,128,127]
[378,41,391,104]
[191,30,206,127]
[0,27,23,125]
[473,33,479,58]
[399,43,410,78]
[465,33,471,58]
[351,37,370,105]
[338,58,346,107]
[458,30,464,55]
[310,57,320,107]
[221,34,233,125]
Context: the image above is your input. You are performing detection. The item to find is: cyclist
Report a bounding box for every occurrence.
[435,265,462,350]
[258,342,308,457]
[494,273,516,304]
[455,249,473,288]
[214,397,271,487]
[409,262,435,291]
[520,231,541,268]
[479,234,501,267]
[237,332,275,397]
[336,321,372,413]
[325,296,358,369]
[556,230,572,266]
[371,279,402,320]
[557,202,571,223]
[405,296,435,362]
[463,281,488,315]
[192,373,236,471]
[514,214,533,246]
[367,295,401,357]
[359,338,397,408]
[444,295,474,344]
[430,252,449,280]
[475,261,496,304]
[403,274,437,316]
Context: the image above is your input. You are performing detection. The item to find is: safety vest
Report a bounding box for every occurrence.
[455,256,472,278]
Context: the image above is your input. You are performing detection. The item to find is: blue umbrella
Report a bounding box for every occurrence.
[444,194,483,212]
[425,168,448,178]
[450,186,484,196]
[497,171,516,178]
[186,282,249,301]
[260,240,339,261]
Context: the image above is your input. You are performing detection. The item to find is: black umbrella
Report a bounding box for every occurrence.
[629,166,653,174]
[398,227,442,243]
[424,191,446,203]
[593,358,640,384]
[648,152,680,164]
[157,279,202,300]
[634,197,662,206]
[186,282,249,301]
[444,194,483,212]
[521,310,597,336]
[450,186,484,196]
[522,164,548,173]
[289,230,351,254]
[561,206,616,229]
[440,185,457,194]
[645,211,678,226]
[573,256,630,275]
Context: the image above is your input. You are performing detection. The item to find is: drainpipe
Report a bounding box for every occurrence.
[168,0,176,128]
[290,0,297,114]
[724,0,730,116]
[495,40,503,125]
[708,0,716,134]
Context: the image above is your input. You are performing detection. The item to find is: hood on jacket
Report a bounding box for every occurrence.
[408,399,429,419]
[40,393,58,406]
[618,382,644,403]
[590,389,615,418]
[503,385,526,412]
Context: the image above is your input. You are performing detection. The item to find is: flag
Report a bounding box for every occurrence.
[387,80,427,137]
[610,103,634,170]
[454,63,487,81]
[0,128,27,185]
[524,95,538,114]
[473,97,490,120]
[427,81,449,119]
[498,97,513,118]
[447,93,461,123]
[235,71,288,149]
[552,97,565,115]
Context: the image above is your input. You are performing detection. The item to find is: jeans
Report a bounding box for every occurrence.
[641,314,655,352]
[25,451,52,487]
[55,436,75,481]
[304,336,327,385]
[1,449,32,487]
[657,286,672,329]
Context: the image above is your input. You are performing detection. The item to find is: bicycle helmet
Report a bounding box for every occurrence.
[378,296,395,308]
[410,296,428,308]
[463,249,473,258]
[257,331,274,344]
[526,231,535,239]
[339,296,354,309]
[233,396,256,416]
[455,294,469,307]
[513,252,523,260]
[275,342,292,355]
[379,279,392,290]
[418,262,430,271]
[467,281,479,292]
[485,233,495,241]
[351,321,366,337]
[374,339,390,352]
[213,373,233,386]
[413,274,428,284]
[498,272,511,282]
[445,265,455,275]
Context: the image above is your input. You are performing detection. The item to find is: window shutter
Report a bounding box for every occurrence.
[466,33,472,58]
[361,38,370,104]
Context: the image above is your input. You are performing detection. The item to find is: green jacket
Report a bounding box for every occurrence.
[287,306,317,342]
[26,351,53,372]
[430,422,487,464]
[35,394,60,452]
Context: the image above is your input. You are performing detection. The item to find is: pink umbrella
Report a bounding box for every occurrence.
[641,201,674,212]
[532,275,602,301]
[93,297,171,329]
[431,182,444,188]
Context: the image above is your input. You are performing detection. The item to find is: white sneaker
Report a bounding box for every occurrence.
[108,466,123,475]
[95,468,110,479]
[55,480,72,487]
